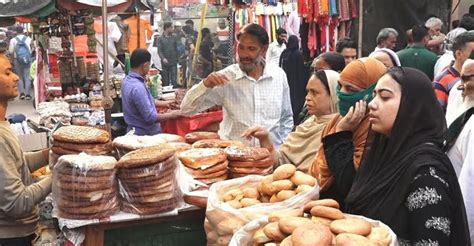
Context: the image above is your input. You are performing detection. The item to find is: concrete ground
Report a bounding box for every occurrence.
[6,97,40,123]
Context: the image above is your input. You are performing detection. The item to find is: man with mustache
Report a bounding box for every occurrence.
[265,28,287,67]
[181,24,293,147]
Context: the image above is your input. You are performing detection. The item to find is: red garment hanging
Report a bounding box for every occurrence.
[308,23,317,57]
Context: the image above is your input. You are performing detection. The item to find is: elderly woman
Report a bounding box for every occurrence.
[345,67,470,245]
[369,48,401,68]
[242,70,340,173]
[310,58,386,206]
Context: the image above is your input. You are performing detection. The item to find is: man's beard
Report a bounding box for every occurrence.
[238,57,262,73]
[277,39,284,45]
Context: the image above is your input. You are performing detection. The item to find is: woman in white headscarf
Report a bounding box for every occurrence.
[242,70,340,173]
[369,48,401,68]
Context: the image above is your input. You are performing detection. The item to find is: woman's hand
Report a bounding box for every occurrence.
[241,126,273,151]
[336,100,367,132]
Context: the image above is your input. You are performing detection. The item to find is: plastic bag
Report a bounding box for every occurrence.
[52,153,120,220]
[118,155,181,215]
[205,175,319,245]
[229,214,399,246]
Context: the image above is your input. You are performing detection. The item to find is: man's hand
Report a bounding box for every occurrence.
[155,100,173,108]
[241,126,273,151]
[336,100,367,133]
[203,72,229,88]
[163,58,169,64]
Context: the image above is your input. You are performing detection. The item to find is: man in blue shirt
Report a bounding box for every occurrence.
[121,49,181,135]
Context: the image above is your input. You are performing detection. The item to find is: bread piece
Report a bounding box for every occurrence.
[280,235,293,246]
[226,199,242,209]
[117,145,175,168]
[57,154,117,171]
[366,227,391,246]
[113,135,167,151]
[53,125,110,144]
[304,199,340,213]
[185,160,228,177]
[216,219,244,236]
[292,223,333,246]
[185,131,220,144]
[278,217,314,234]
[228,156,273,168]
[276,190,297,201]
[222,189,244,202]
[258,175,275,196]
[166,142,192,153]
[240,198,261,207]
[53,140,112,155]
[330,218,372,236]
[271,180,294,193]
[270,194,280,203]
[178,148,227,169]
[268,208,304,222]
[242,187,260,199]
[290,171,317,186]
[229,165,273,175]
[263,222,287,242]
[335,233,380,246]
[225,146,270,161]
[52,146,79,155]
[295,185,313,194]
[254,228,272,244]
[311,216,333,226]
[196,173,228,184]
[310,205,345,220]
[155,133,186,143]
[192,139,245,148]
[273,164,297,180]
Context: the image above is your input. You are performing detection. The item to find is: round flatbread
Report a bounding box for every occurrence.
[224,146,270,161]
[229,156,273,168]
[177,148,227,169]
[185,131,220,144]
[184,160,228,176]
[53,125,110,144]
[53,140,112,155]
[192,139,245,149]
[117,145,176,168]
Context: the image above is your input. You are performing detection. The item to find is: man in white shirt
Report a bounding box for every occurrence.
[181,24,293,147]
[8,25,32,100]
[446,59,474,243]
[265,28,287,67]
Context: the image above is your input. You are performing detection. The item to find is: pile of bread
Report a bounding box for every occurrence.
[51,125,112,157]
[222,164,316,208]
[225,146,273,178]
[112,133,188,156]
[54,154,120,220]
[117,144,179,215]
[178,148,229,185]
[251,199,393,246]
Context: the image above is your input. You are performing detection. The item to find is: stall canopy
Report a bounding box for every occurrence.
[0,0,53,17]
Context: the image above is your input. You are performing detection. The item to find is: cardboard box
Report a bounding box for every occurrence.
[17,132,48,152]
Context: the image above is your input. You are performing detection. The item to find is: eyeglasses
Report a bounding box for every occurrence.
[461,74,474,82]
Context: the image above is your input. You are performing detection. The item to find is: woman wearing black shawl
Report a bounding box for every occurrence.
[279,35,309,124]
[345,67,470,245]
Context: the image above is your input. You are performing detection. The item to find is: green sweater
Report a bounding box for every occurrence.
[0,121,51,239]
[397,44,438,80]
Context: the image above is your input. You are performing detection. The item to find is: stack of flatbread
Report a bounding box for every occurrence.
[225,146,273,178]
[178,148,229,185]
[184,131,220,144]
[113,133,188,157]
[54,154,120,219]
[51,125,112,157]
[192,139,246,149]
[117,145,179,215]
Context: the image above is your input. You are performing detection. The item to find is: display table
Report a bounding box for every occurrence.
[160,110,223,136]
[62,207,206,246]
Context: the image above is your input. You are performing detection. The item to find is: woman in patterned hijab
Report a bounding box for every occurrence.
[345,67,470,245]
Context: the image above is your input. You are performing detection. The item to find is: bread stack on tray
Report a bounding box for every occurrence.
[177,148,229,185]
[184,131,220,144]
[53,154,119,219]
[117,145,179,215]
[224,146,273,178]
[113,133,185,157]
[51,125,112,157]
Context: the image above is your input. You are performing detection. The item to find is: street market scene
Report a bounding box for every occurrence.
[0,0,473,245]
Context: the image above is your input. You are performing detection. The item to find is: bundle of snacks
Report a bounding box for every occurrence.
[184,131,220,144]
[113,133,186,157]
[229,199,397,246]
[117,144,179,215]
[177,148,228,185]
[53,154,119,219]
[205,173,319,245]
[223,164,316,208]
[51,125,112,157]
[225,146,273,178]
[192,139,245,149]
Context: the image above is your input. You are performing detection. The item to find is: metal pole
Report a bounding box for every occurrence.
[102,0,109,96]
[357,0,363,58]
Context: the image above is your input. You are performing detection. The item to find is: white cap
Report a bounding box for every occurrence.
[175,21,183,27]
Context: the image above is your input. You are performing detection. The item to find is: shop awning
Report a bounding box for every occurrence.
[0,0,53,17]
